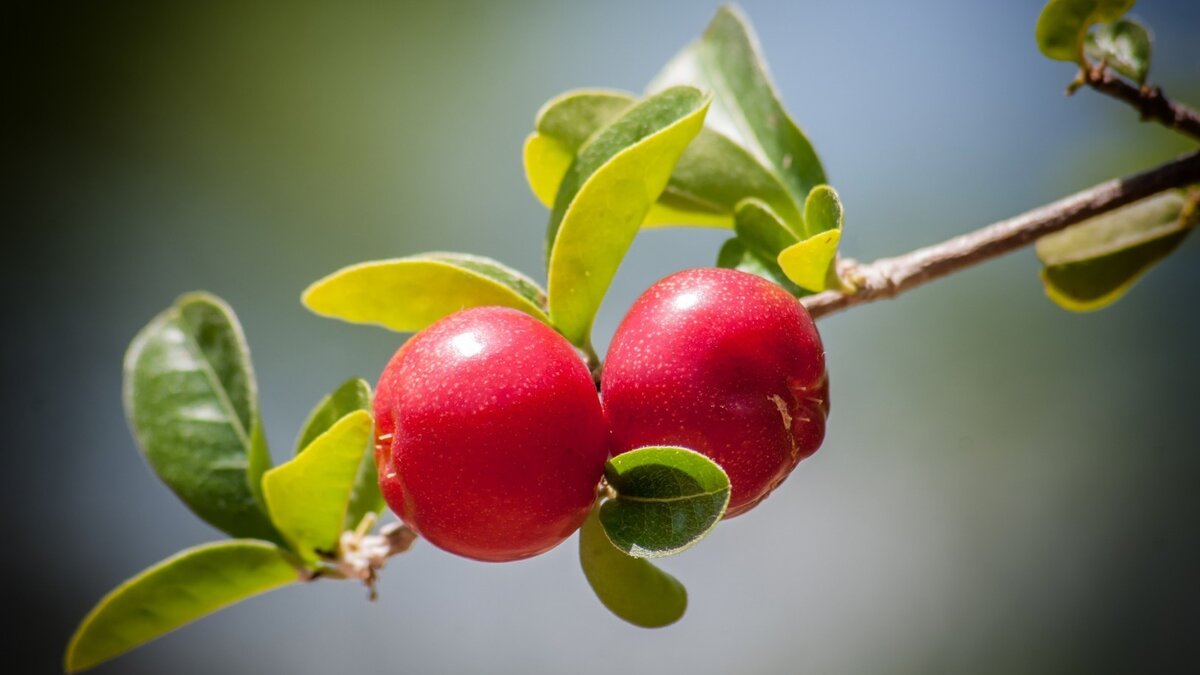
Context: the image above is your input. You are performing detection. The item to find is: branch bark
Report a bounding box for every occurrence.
[1080,66,1200,141]
[801,150,1200,320]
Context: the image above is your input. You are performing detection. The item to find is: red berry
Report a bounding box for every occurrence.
[374,307,609,562]
[602,268,828,517]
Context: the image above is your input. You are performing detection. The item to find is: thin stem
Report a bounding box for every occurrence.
[801,150,1200,320]
[1079,64,1200,142]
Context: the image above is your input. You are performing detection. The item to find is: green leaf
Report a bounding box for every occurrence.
[716,199,803,295]
[303,252,548,332]
[65,540,299,673]
[525,89,802,230]
[295,378,372,453]
[1085,18,1152,84]
[546,86,710,347]
[599,446,731,558]
[649,5,826,207]
[716,237,797,295]
[263,411,374,562]
[1036,0,1135,63]
[124,293,280,542]
[1036,191,1192,311]
[294,378,382,529]
[579,507,688,629]
[778,185,845,292]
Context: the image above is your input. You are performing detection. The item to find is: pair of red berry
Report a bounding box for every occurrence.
[373,268,829,562]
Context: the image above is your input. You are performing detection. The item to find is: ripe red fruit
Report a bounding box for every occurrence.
[602,268,828,517]
[374,307,609,562]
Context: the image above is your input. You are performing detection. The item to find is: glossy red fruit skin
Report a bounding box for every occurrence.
[602,268,828,518]
[374,307,609,562]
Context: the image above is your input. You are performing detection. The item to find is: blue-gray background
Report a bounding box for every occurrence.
[7,1,1199,672]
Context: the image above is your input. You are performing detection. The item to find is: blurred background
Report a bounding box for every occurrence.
[6,0,1199,672]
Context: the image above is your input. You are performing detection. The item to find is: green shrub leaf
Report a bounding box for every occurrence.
[649,5,826,208]
[579,507,687,628]
[525,89,802,230]
[1036,191,1193,311]
[778,185,845,292]
[294,378,382,530]
[124,293,280,542]
[303,253,548,332]
[295,378,372,453]
[546,86,709,347]
[1036,0,1135,63]
[599,446,731,558]
[1085,18,1152,84]
[263,410,374,562]
[65,540,299,673]
[717,199,803,294]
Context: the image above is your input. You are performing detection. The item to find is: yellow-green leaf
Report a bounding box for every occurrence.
[263,410,374,562]
[1036,191,1193,311]
[1036,0,1135,63]
[65,540,299,673]
[294,378,382,530]
[524,89,802,230]
[546,87,710,347]
[778,185,845,292]
[579,507,687,629]
[303,252,548,332]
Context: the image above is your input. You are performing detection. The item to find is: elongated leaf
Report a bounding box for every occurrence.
[1037,191,1192,311]
[649,6,825,207]
[579,508,687,628]
[1085,18,1152,84]
[1036,0,1135,63]
[778,185,845,292]
[546,87,709,346]
[295,378,382,529]
[65,540,299,673]
[303,252,548,332]
[525,89,802,230]
[263,411,374,562]
[124,293,279,541]
[599,446,730,558]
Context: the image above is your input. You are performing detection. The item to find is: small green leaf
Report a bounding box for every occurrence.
[717,236,801,295]
[716,199,803,294]
[303,252,548,332]
[525,89,803,231]
[294,378,382,529]
[1036,191,1192,311]
[579,507,687,629]
[734,198,800,258]
[649,5,826,207]
[1036,0,1135,63]
[599,446,731,558]
[124,293,280,542]
[263,411,374,562]
[295,378,372,454]
[65,540,299,673]
[778,185,845,293]
[546,86,710,347]
[1085,18,1152,84]
[524,91,636,213]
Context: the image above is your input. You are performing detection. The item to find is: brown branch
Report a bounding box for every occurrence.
[802,150,1200,320]
[1079,66,1200,141]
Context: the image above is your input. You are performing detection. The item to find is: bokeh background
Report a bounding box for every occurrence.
[7,0,1200,672]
